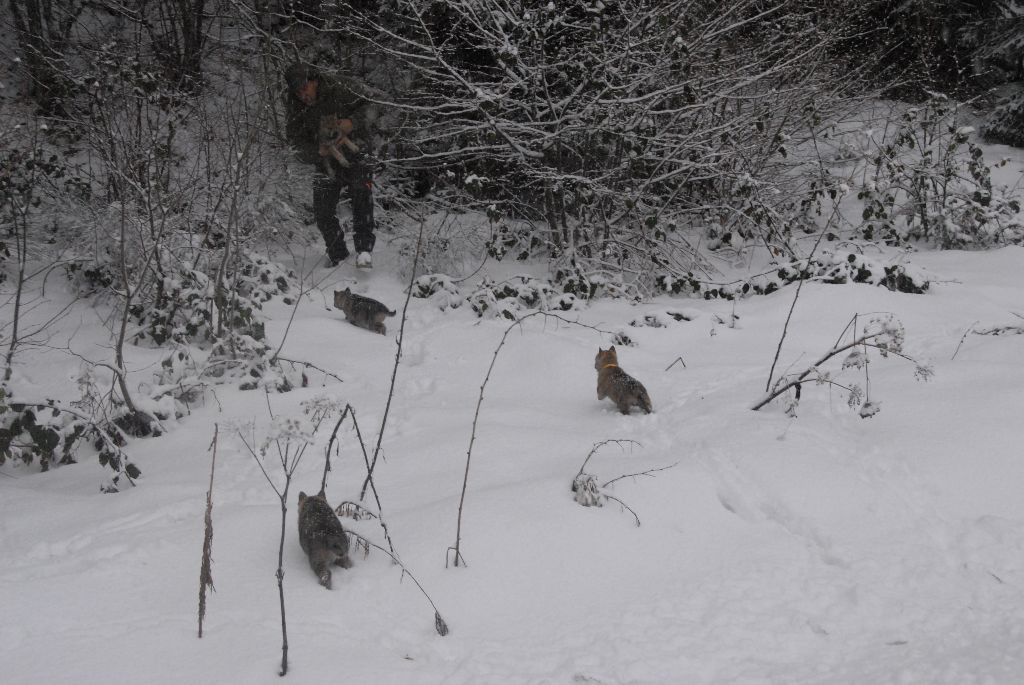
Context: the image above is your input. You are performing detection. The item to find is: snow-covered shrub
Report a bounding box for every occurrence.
[66,246,299,395]
[654,273,717,298]
[124,251,292,348]
[66,246,291,346]
[611,331,635,347]
[982,91,1024,148]
[783,252,930,294]
[412,273,463,311]
[129,262,214,347]
[414,273,585,320]
[467,275,580,320]
[204,332,297,393]
[855,96,1023,249]
[146,346,205,415]
[553,261,635,302]
[754,313,934,416]
[630,310,698,329]
[655,252,930,299]
[0,390,71,471]
[64,259,117,293]
[572,473,603,507]
[237,253,295,305]
[0,384,140,483]
[485,218,543,262]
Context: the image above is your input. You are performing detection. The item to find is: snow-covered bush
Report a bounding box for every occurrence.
[125,251,291,348]
[467,276,580,320]
[982,91,1024,148]
[629,310,697,329]
[413,273,581,319]
[754,314,934,416]
[0,383,141,484]
[485,217,543,262]
[412,273,463,311]
[655,251,930,299]
[553,260,636,302]
[571,473,603,508]
[570,439,667,526]
[781,252,930,294]
[855,96,1023,249]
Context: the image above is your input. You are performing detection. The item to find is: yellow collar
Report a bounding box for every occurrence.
[601,363,618,369]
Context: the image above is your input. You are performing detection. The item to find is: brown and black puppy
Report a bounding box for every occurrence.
[297,490,352,589]
[333,288,395,335]
[594,346,653,415]
[317,114,360,177]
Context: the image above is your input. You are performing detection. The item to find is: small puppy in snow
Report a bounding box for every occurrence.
[333,288,395,335]
[594,346,653,415]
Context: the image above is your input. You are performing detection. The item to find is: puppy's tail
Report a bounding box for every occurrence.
[640,389,653,414]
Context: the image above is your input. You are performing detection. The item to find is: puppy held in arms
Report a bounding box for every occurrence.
[595,346,653,414]
[318,114,359,177]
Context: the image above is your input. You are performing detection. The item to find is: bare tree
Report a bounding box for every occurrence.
[1,123,41,382]
[328,0,873,293]
[7,0,84,113]
[139,0,212,89]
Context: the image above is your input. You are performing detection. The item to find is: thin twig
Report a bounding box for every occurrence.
[361,218,426,500]
[665,356,687,371]
[449,312,545,567]
[602,461,679,489]
[973,324,1024,336]
[320,405,353,493]
[349,408,399,557]
[765,123,846,393]
[335,500,380,521]
[268,237,340,366]
[451,312,614,566]
[197,424,218,638]
[351,534,450,637]
[236,425,281,498]
[604,494,641,527]
[575,439,641,482]
[860,321,873,405]
[276,357,345,386]
[752,331,888,411]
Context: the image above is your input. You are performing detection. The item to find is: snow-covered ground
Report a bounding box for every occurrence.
[3,225,1024,683]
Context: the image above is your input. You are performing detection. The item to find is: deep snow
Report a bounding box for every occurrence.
[3,132,1024,684]
[3,237,1024,684]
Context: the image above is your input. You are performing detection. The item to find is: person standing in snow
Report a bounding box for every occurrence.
[283,63,376,268]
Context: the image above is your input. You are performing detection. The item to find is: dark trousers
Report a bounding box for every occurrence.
[313,158,376,259]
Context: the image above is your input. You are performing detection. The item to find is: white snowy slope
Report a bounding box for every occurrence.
[2,234,1024,685]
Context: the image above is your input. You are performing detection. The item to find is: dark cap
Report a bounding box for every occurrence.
[285,63,320,93]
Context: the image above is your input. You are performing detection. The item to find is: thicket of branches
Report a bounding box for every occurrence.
[840,0,1021,97]
[283,0,1024,292]
[1,1,308,480]
[2,0,1023,479]
[346,0,872,294]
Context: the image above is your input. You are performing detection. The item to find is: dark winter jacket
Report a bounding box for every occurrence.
[284,63,369,166]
